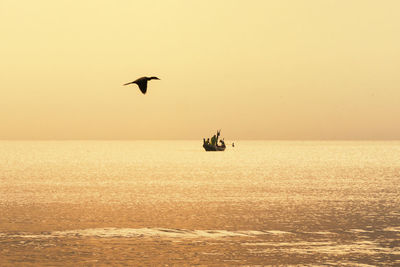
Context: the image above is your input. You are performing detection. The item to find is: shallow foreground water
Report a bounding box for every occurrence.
[0,141,399,266]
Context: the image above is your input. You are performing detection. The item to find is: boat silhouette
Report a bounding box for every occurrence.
[203,130,226,151]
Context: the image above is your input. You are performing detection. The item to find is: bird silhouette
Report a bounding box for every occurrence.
[123,76,160,94]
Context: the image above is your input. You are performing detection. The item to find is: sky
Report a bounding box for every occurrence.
[1,0,399,140]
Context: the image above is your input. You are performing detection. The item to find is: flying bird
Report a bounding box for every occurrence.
[123,76,160,94]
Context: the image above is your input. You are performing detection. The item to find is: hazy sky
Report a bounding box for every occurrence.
[1,0,399,139]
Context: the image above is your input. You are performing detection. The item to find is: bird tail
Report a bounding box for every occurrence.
[123,82,133,86]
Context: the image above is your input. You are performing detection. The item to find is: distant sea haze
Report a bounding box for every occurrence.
[0,141,399,265]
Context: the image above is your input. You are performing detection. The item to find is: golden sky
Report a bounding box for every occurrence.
[1,0,399,139]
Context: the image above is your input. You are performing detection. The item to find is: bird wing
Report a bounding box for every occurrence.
[136,79,148,94]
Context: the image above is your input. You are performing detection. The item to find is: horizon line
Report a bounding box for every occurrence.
[1,139,400,142]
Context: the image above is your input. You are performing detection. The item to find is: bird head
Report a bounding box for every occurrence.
[149,76,160,80]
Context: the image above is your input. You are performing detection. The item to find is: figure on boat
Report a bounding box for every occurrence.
[203,130,226,151]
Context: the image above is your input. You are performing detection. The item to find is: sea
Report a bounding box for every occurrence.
[0,141,399,266]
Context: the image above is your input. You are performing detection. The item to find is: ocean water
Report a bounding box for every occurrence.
[0,141,399,265]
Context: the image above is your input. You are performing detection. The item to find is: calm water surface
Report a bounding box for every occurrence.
[0,141,399,265]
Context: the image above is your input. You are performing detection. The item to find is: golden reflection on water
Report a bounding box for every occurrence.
[0,141,399,265]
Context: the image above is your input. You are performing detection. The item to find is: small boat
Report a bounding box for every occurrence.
[203,141,226,151]
[203,130,226,151]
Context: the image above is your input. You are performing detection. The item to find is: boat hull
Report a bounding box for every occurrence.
[203,143,226,151]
